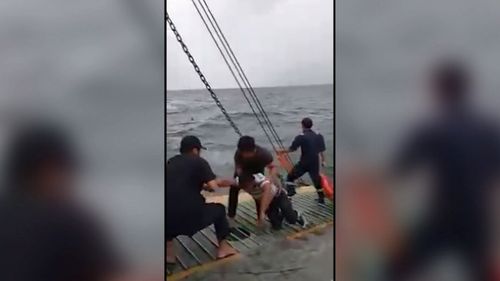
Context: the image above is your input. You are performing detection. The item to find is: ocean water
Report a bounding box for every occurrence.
[166,84,334,181]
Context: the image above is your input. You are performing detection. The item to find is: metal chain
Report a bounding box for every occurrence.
[166,13,242,137]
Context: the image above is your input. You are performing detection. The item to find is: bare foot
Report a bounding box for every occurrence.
[256,218,266,229]
[216,240,238,259]
[166,240,176,264]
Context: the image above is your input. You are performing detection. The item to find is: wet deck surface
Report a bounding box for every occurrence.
[184,226,334,281]
[167,186,334,280]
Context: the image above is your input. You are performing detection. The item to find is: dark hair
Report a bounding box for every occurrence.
[432,59,470,104]
[301,118,313,129]
[4,123,77,189]
[237,136,256,152]
[179,135,205,154]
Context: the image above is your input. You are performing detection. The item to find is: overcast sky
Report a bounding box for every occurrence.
[166,0,333,90]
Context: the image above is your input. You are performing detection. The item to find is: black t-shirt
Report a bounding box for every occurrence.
[234,146,273,184]
[289,129,326,166]
[0,196,119,281]
[166,154,216,216]
[395,109,500,221]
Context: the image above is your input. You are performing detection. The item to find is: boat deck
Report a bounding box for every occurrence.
[166,186,334,280]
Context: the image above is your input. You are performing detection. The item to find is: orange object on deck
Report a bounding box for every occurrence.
[276,151,293,173]
[277,151,334,201]
[320,173,334,200]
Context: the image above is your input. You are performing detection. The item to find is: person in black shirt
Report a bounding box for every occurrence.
[227,136,277,224]
[166,135,237,262]
[279,118,326,203]
[388,59,500,280]
[0,123,123,281]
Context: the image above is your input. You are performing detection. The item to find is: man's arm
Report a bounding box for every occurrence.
[205,178,235,191]
[262,149,281,188]
[266,163,281,188]
[234,150,243,175]
[216,178,236,187]
[277,136,301,154]
[198,158,217,191]
[200,155,235,191]
[320,151,325,166]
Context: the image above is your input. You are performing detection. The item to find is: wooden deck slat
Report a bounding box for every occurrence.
[168,186,333,276]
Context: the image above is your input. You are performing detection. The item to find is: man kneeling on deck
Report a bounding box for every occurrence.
[230,136,307,230]
[166,136,237,263]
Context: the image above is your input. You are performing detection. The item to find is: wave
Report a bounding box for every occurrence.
[167,120,230,137]
[166,107,316,138]
[166,103,178,112]
[225,110,288,119]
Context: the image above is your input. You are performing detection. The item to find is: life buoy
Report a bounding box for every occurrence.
[320,173,334,200]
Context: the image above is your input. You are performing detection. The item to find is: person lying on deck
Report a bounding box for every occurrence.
[166,135,237,263]
[236,172,308,230]
[229,136,307,230]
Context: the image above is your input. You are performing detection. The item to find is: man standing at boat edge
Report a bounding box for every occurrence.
[278,117,326,204]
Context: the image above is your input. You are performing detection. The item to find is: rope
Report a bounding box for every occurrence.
[194,0,274,143]
[192,0,294,165]
[167,4,297,174]
[166,13,242,137]
[189,3,277,152]
[198,0,289,152]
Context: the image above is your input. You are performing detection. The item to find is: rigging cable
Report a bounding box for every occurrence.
[191,0,293,165]
[188,2,278,153]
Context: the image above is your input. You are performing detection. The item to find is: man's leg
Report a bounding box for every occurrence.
[286,164,306,197]
[227,184,240,222]
[201,203,238,259]
[308,163,325,203]
[275,192,304,226]
[266,197,283,229]
[254,198,262,220]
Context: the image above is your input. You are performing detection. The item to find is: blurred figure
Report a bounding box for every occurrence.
[388,59,500,280]
[278,117,326,203]
[166,136,237,262]
[0,122,124,281]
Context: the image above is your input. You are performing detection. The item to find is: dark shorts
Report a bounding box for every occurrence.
[287,162,322,192]
[166,203,229,241]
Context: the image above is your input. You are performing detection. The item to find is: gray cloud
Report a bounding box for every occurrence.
[167,0,333,90]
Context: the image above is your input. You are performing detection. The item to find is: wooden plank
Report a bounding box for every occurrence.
[167,187,334,279]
